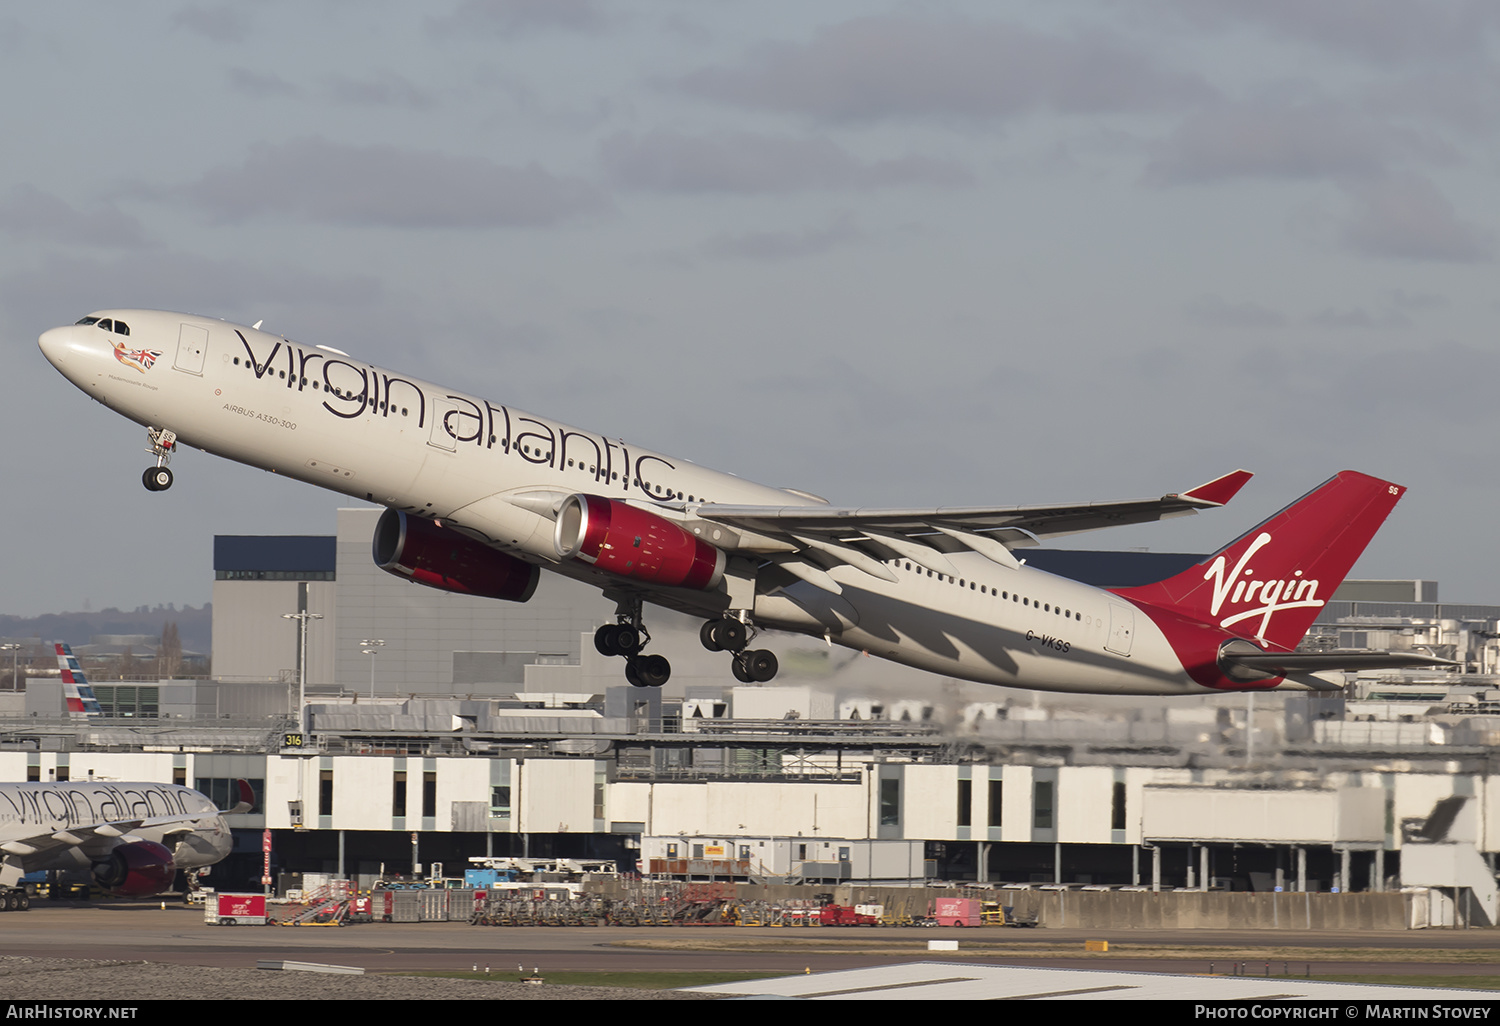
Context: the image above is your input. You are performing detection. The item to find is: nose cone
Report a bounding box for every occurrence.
[38,325,77,369]
[214,819,233,860]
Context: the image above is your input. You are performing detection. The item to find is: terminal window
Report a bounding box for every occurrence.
[879,778,900,826]
[1033,781,1054,830]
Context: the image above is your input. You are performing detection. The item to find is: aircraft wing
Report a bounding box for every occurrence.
[0,812,205,862]
[689,470,1252,589]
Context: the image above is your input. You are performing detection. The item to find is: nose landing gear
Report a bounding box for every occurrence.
[142,427,177,491]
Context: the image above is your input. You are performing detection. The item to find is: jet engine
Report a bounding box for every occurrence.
[554,494,725,590]
[373,509,540,602]
[93,840,175,897]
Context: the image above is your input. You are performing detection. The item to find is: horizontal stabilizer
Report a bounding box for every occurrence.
[1224,651,1457,678]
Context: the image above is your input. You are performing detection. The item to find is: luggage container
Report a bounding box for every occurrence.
[206,892,268,926]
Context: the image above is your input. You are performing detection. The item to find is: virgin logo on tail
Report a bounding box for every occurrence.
[1204,532,1323,640]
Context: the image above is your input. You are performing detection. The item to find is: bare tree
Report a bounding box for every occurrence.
[160,621,182,678]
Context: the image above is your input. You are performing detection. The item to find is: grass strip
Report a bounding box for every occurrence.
[391,969,787,991]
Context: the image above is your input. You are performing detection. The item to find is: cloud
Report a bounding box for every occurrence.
[326,71,434,109]
[1306,307,1410,329]
[701,215,863,261]
[1184,295,1287,329]
[427,0,607,36]
[677,16,1211,123]
[227,67,300,99]
[1385,288,1446,311]
[1146,101,1399,185]
[171,4,250,45]
[1339,174,1491,262]
[0,251,384,347]
[0,186,151,248]
[600,130,971,193]
[177,137,607,229]
[1156,0,1500,66]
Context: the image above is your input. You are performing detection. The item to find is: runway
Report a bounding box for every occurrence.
[5,901,1497,981]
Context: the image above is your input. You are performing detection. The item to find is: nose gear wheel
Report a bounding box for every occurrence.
[142,427,177,491]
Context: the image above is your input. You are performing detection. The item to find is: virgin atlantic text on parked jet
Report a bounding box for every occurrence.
[38,311,1443,695]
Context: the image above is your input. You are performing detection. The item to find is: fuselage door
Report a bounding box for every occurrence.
[1105,602,1134,656]
[428,398,458,451]
[174,324,208,375]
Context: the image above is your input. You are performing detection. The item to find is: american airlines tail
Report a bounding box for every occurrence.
[1113,471,1404,652]
[55,643,103,717]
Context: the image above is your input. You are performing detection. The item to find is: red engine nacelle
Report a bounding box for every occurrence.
[93,840,175,897]
[373,509,540,602]
[554,494,725,590]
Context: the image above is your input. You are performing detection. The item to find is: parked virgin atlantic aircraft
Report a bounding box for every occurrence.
[0,779,246,910]
[39,311,1440,695]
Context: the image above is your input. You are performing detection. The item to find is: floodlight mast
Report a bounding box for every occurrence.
[282,612,323,737]
[361,639,385,700]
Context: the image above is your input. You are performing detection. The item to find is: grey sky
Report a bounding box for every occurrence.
[3,1,1497,615]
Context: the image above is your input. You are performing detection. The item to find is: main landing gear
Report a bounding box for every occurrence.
[701,616,779,683]
[142,427,177,491]
[595,598,671,688]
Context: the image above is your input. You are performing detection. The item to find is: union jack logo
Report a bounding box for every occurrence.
[113,341,163,374]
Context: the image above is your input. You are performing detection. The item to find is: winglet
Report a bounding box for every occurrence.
[1179,469,1254,507]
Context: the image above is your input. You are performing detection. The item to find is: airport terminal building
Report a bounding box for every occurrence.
[3,508,1498,926]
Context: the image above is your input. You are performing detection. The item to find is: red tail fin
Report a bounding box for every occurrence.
[1111,471,1405,651]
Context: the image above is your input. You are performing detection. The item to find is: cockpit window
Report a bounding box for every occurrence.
[114,321,129,336]
[75,316,100,326]
[97,318,113,332]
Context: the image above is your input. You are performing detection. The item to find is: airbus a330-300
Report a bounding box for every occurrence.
[39,310,1442,696]
[0,778,244,910]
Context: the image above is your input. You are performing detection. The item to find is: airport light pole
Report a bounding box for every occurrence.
[360,639,385,700]
[282,612,323,738]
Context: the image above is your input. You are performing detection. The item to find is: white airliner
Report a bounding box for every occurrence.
[39,310,1442,696]
[0,779,242,910]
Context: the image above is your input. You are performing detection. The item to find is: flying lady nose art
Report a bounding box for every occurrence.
[113,340,163,374]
